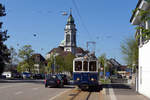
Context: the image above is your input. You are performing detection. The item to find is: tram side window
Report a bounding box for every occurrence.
[89,61,96,71]
[83,61,88,71]
[75,61,82,71]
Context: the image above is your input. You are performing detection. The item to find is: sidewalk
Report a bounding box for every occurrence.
[103,84,150,100]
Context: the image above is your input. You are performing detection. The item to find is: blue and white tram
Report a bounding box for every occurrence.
[73,56,99,91]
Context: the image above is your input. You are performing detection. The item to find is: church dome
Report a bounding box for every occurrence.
[59,40,65,47]
[67,14,74,24]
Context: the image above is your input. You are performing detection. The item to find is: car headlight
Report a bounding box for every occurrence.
[77,78,80,81]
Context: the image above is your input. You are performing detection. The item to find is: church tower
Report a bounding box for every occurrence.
[64,11,77,54]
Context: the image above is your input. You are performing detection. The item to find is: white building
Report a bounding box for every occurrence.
[64,12,77,54]
[46,11,86,59]
[130,0,150,98]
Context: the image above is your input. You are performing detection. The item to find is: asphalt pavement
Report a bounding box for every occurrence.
[0,80,74,100]
[1,80,150,100]
[103,83,150,100]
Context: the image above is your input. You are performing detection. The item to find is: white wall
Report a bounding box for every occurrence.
[138,41,150,98]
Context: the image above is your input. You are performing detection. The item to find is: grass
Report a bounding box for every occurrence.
[100,78,111,84]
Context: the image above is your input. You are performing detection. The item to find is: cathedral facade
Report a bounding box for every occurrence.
[46,12,85,59]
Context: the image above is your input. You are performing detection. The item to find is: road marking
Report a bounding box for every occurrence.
[0,83,28,90]
[0,85,14,89]
[15,91,23,95]
[103,88,106,95]
[109,88,117,100]
[32,88,39,90]
[49,89,71,100]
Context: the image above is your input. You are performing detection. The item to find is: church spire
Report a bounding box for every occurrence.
[67,9,74,24]
[70,8,72,15]
[64,9,76,54]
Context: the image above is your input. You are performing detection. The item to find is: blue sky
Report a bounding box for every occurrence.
[1,0,138,64]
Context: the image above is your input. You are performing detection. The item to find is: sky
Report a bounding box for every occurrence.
[0,0,138,65]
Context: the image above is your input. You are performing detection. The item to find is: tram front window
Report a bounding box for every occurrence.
[75,61,82,71]
[83,61,88,71]
[89,61,96,71]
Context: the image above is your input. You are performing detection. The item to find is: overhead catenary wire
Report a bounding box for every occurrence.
[71,0,93,40]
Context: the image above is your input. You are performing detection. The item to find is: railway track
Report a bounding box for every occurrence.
[70,90,92,100]
[52,87,102,100]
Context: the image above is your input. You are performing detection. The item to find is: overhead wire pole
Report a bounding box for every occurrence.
[71,0,93,40]
[86,41,96,55]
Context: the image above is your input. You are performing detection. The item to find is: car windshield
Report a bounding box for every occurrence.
[56,75,62,80]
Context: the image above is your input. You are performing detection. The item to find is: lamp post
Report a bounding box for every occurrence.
[54,55,56,74]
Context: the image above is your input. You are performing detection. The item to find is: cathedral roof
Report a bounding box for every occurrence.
[67,14,74,24]
[48,46,86,56]
[49,46,64,54]
[76,47,85,54]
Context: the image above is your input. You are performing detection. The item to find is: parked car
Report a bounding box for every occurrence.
[33,74,44,79]
[12,73,22,79]
[110,74,122,79]
[22,72,31,79]
[58,74,69,85]
[2,72,12,79]
[45,74,64,88]
[0,75,6,79]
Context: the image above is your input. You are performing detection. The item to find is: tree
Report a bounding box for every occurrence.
[55,55,64,73]
[120,37,138,71]
[45,54,54,74]
[98,53,108,76]
[9,46,18,64]
[17,61,26,73]
[18,45,34,73]
[98,53,107,68]
[0,4,10,74]
[64,53,75,75]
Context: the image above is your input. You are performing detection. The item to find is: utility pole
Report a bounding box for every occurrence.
[86,41,96,54]
[104,62,107,83]
[53,50,56,74]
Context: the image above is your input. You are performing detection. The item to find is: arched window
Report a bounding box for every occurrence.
[66,34,70,42]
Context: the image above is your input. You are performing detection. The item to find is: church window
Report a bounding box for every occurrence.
[73,34,76,43]
[66,34,70,42]
[66,49,70,51]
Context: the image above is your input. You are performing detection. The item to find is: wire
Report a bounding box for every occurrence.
[71,0,93,40]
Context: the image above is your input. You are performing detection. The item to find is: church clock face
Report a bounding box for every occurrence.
[63,13,76,54]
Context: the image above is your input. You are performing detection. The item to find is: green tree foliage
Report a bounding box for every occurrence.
[121,38,138,70]
[98,53,109,72]
[133,2,150,40]
[0,4,10,74]
[46,53,75,74]
[45,54,54,74]
[64,53,75,74]
[9,46,18,64]
[55,55,64,73]
[18,45,34,60]
[17,61,26,73]
[18,45,34,73]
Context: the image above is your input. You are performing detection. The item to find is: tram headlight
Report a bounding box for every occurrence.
[77,78,80,81]
[91,78,94,81]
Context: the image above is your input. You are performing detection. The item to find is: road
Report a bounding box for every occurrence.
[1,80,150,100]
[103,84,150,100]
[0,80,74,100]
[51,83,150,100]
